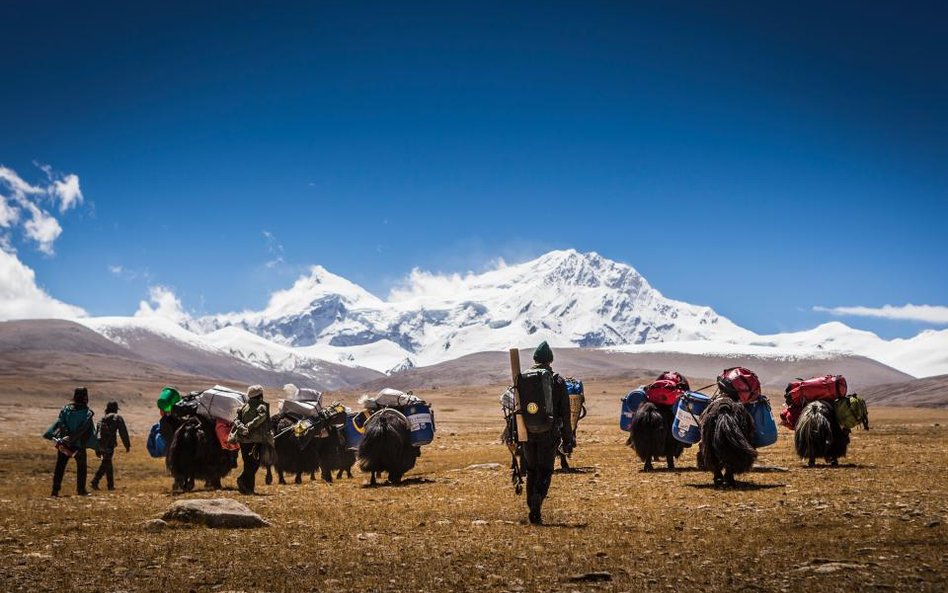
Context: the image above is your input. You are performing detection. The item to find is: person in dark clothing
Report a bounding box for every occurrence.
[518,341,574,525]
[43,387,99,497]
[91,401,131,490]
[232,385,274,494]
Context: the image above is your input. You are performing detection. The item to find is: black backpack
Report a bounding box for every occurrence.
[517,368,555,433]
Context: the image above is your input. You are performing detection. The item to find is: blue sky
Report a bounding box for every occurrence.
[1,1,946,338]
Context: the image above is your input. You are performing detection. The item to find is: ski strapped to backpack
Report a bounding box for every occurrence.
[516,367,556,433]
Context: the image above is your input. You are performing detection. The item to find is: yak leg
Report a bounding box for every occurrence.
[264,465,273,485]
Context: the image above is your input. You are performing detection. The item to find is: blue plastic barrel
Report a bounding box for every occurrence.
[620,388,647,432]
[146,422,165,458]
[672,391,712,444]
[344,411,370,451]
[403,402,436,447]
[566,378,584,395]
[745,396,778,447]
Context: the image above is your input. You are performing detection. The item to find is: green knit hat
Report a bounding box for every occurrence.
[533,341,554,364]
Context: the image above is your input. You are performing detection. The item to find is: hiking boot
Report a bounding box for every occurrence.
[50,490,59,498]
[528,509,543,525]
[90,481,100,491]
[77,491,90,496]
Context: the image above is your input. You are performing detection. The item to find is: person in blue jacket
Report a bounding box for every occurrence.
[43,387,99,497]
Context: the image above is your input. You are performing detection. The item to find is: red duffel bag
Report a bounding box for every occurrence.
[645,379,683,406]
[785,375,847,407]
[656,370,690,392]
[215,418,241,451]
[717,367,761,403]
[780,404,803,430]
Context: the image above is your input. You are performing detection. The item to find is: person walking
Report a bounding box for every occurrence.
[516,341,574,524]
[232,385,274,494]
[43,387,99,497]
[91,401,131,491]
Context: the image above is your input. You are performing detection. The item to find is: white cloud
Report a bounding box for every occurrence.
[108,265,124,276]
[814,304,948,325]
[0,195,19,227]
[52,174,83,212]
[23,203,63,255]
[135,285,191,324]
[0,249,86,320]
[0,163,83,254]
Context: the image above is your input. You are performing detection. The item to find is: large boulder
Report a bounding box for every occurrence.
[162,498,269,528]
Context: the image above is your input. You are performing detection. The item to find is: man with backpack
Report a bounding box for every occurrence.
[517,341,574,525]
[43,387,99,497]
[91,401,131,491]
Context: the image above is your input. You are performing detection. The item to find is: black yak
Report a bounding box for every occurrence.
[316,424,356,483]
[794,400,850,467]
[357,408,420,486]
[629,401,684,471]
[267,415,320,485]
[165,415,233,493]
[698,397,757,487]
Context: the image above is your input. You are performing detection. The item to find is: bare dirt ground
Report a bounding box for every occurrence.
[0,377,946,593]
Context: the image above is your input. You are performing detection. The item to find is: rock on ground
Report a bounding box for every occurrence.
[162,498,270,529]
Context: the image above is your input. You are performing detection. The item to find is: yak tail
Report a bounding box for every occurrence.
[357,409,407,472]
[794,402,833,460]
[713,411,757,474]
[630,402,666,462]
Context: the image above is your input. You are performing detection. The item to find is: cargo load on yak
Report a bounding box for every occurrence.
[157,386,181,413]
[358,389,436,448]
[283,383,323,405]
[279,399,321,419]
[779,404,803,430]
[195,385,247,421]
[359,388,421,411]
[620,388,647,432]
[645,378,685,406]
[785,375,848,407]
[657,371,691,392]
[835,394,869,431]
[717,367,761,403]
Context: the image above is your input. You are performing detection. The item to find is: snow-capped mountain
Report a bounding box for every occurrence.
[193,250,755,368]
[73,250,948,379]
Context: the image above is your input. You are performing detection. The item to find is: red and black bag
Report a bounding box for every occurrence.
[717,367,761,403]
[645,379,683,406]
[785,375,847,407]
[656,371,690,393]
[779,404,803,430]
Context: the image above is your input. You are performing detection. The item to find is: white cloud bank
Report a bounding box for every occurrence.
[0,163,88,320]
[814,304,948,325]
[135,285,191,324]
[0,249,86,320]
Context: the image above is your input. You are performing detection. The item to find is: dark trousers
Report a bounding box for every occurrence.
[52,448,87,495]
[238,443,260,493]
[522,432,556,508]
[92,449,115,489]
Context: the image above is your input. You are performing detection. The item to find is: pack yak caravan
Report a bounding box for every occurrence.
[616,367,870,486]
[145,384,436,492]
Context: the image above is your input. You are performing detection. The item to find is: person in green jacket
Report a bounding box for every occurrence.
[232,385,274,494]
[91,401,131,491]
[43,387,99,497]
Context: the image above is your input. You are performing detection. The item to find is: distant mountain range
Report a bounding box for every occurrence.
[5,250,946,391]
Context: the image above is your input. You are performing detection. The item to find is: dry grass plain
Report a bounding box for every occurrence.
[0,378,946,593]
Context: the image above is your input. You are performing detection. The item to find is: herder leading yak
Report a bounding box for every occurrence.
[357,408,419,486]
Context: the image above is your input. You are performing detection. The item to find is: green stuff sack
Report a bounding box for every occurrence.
[157,386,181,413]
[835,394,869,430]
